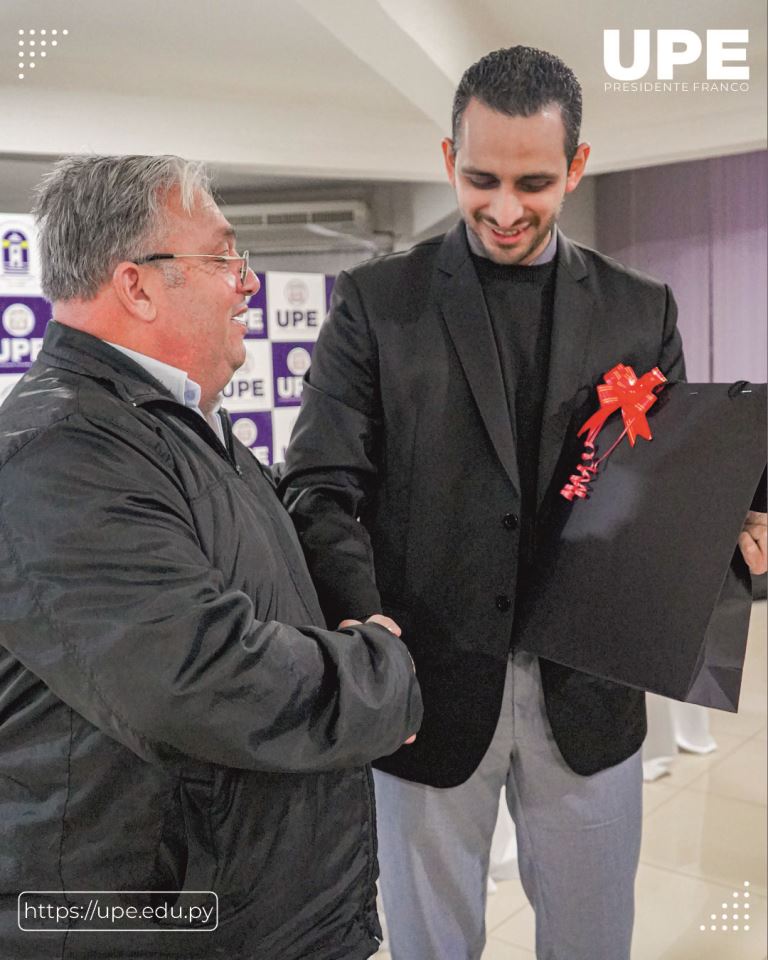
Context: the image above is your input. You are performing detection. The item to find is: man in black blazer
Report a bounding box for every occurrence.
[282,47,766,960]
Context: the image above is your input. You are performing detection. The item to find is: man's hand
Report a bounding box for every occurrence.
[339,614,402,637]
[338,613,415,744]
[338,613,403,637]
[739,510,767,575]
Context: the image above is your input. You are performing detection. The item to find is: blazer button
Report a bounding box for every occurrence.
[502,512,519,530]
[495,595,511,612]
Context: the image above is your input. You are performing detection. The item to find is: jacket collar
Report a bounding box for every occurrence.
[435,223,520,494]
[538,229,595,506]
[38,320,179,407]
[434,223,594,505]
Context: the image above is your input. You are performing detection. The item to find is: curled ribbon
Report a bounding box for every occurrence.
[561,363,667,501]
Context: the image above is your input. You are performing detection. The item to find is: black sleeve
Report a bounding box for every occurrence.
[751,467,767,513]
[0,417,422,774]
[281,270,384,626]
[659,284,686,382]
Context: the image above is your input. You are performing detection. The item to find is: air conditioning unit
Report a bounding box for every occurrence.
[220,201,389,255]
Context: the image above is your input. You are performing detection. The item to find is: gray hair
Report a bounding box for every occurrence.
[32,154,212,302]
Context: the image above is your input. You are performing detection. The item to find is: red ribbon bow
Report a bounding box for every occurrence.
[561,363,667,501]
[578,363,667,447]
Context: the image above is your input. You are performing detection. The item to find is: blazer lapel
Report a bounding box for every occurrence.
[436,225,520,495]
[537,230,596,506]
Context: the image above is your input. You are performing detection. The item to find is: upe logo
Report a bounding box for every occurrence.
[2,303,35,337]
[286,347,311,377]
[284,280,309,306]
[232,417,258,447]
[2,230,30,275]
[604,29,749,81]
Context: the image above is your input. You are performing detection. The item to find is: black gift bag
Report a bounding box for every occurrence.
[515,381,767,711]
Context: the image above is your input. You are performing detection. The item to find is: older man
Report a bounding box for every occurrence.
[0,154,421,960]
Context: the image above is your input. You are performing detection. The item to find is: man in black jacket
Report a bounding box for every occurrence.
[0,154,422,960]
[282,47,767,960]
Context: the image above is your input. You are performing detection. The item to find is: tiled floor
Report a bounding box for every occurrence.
[377,600,767,959]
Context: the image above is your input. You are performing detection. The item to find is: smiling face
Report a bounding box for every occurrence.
[146,188,259,409]
[443,97,589,265]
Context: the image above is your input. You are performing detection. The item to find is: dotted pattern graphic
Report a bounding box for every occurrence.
[700,881,752,933]
[16,28,68,80]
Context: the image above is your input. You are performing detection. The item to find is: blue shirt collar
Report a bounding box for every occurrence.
[105,341,223,440]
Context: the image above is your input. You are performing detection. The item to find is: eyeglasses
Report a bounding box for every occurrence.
[134,250,251,285]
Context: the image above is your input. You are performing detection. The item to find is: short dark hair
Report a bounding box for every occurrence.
[451,46,582,165]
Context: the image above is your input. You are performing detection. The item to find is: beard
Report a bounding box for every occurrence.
[469,208,560,266]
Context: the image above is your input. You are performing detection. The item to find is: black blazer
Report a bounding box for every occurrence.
[282,223,685,784]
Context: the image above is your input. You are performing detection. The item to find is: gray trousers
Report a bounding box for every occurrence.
[374,652,642,960]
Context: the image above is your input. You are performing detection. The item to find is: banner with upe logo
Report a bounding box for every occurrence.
[0,215,334,466]
[0,215,42,295]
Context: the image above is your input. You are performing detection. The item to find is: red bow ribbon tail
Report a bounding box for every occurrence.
[560,440,599,501]
[560,364,667,501]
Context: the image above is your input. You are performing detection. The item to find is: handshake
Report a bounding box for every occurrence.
[339,614,416,746]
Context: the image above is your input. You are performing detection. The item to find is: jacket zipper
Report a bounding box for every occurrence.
[134,397,243,476]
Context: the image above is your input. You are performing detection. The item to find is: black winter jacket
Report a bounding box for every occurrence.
[0,321,422,959]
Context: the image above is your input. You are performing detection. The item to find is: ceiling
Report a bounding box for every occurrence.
[1,0,765,237]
